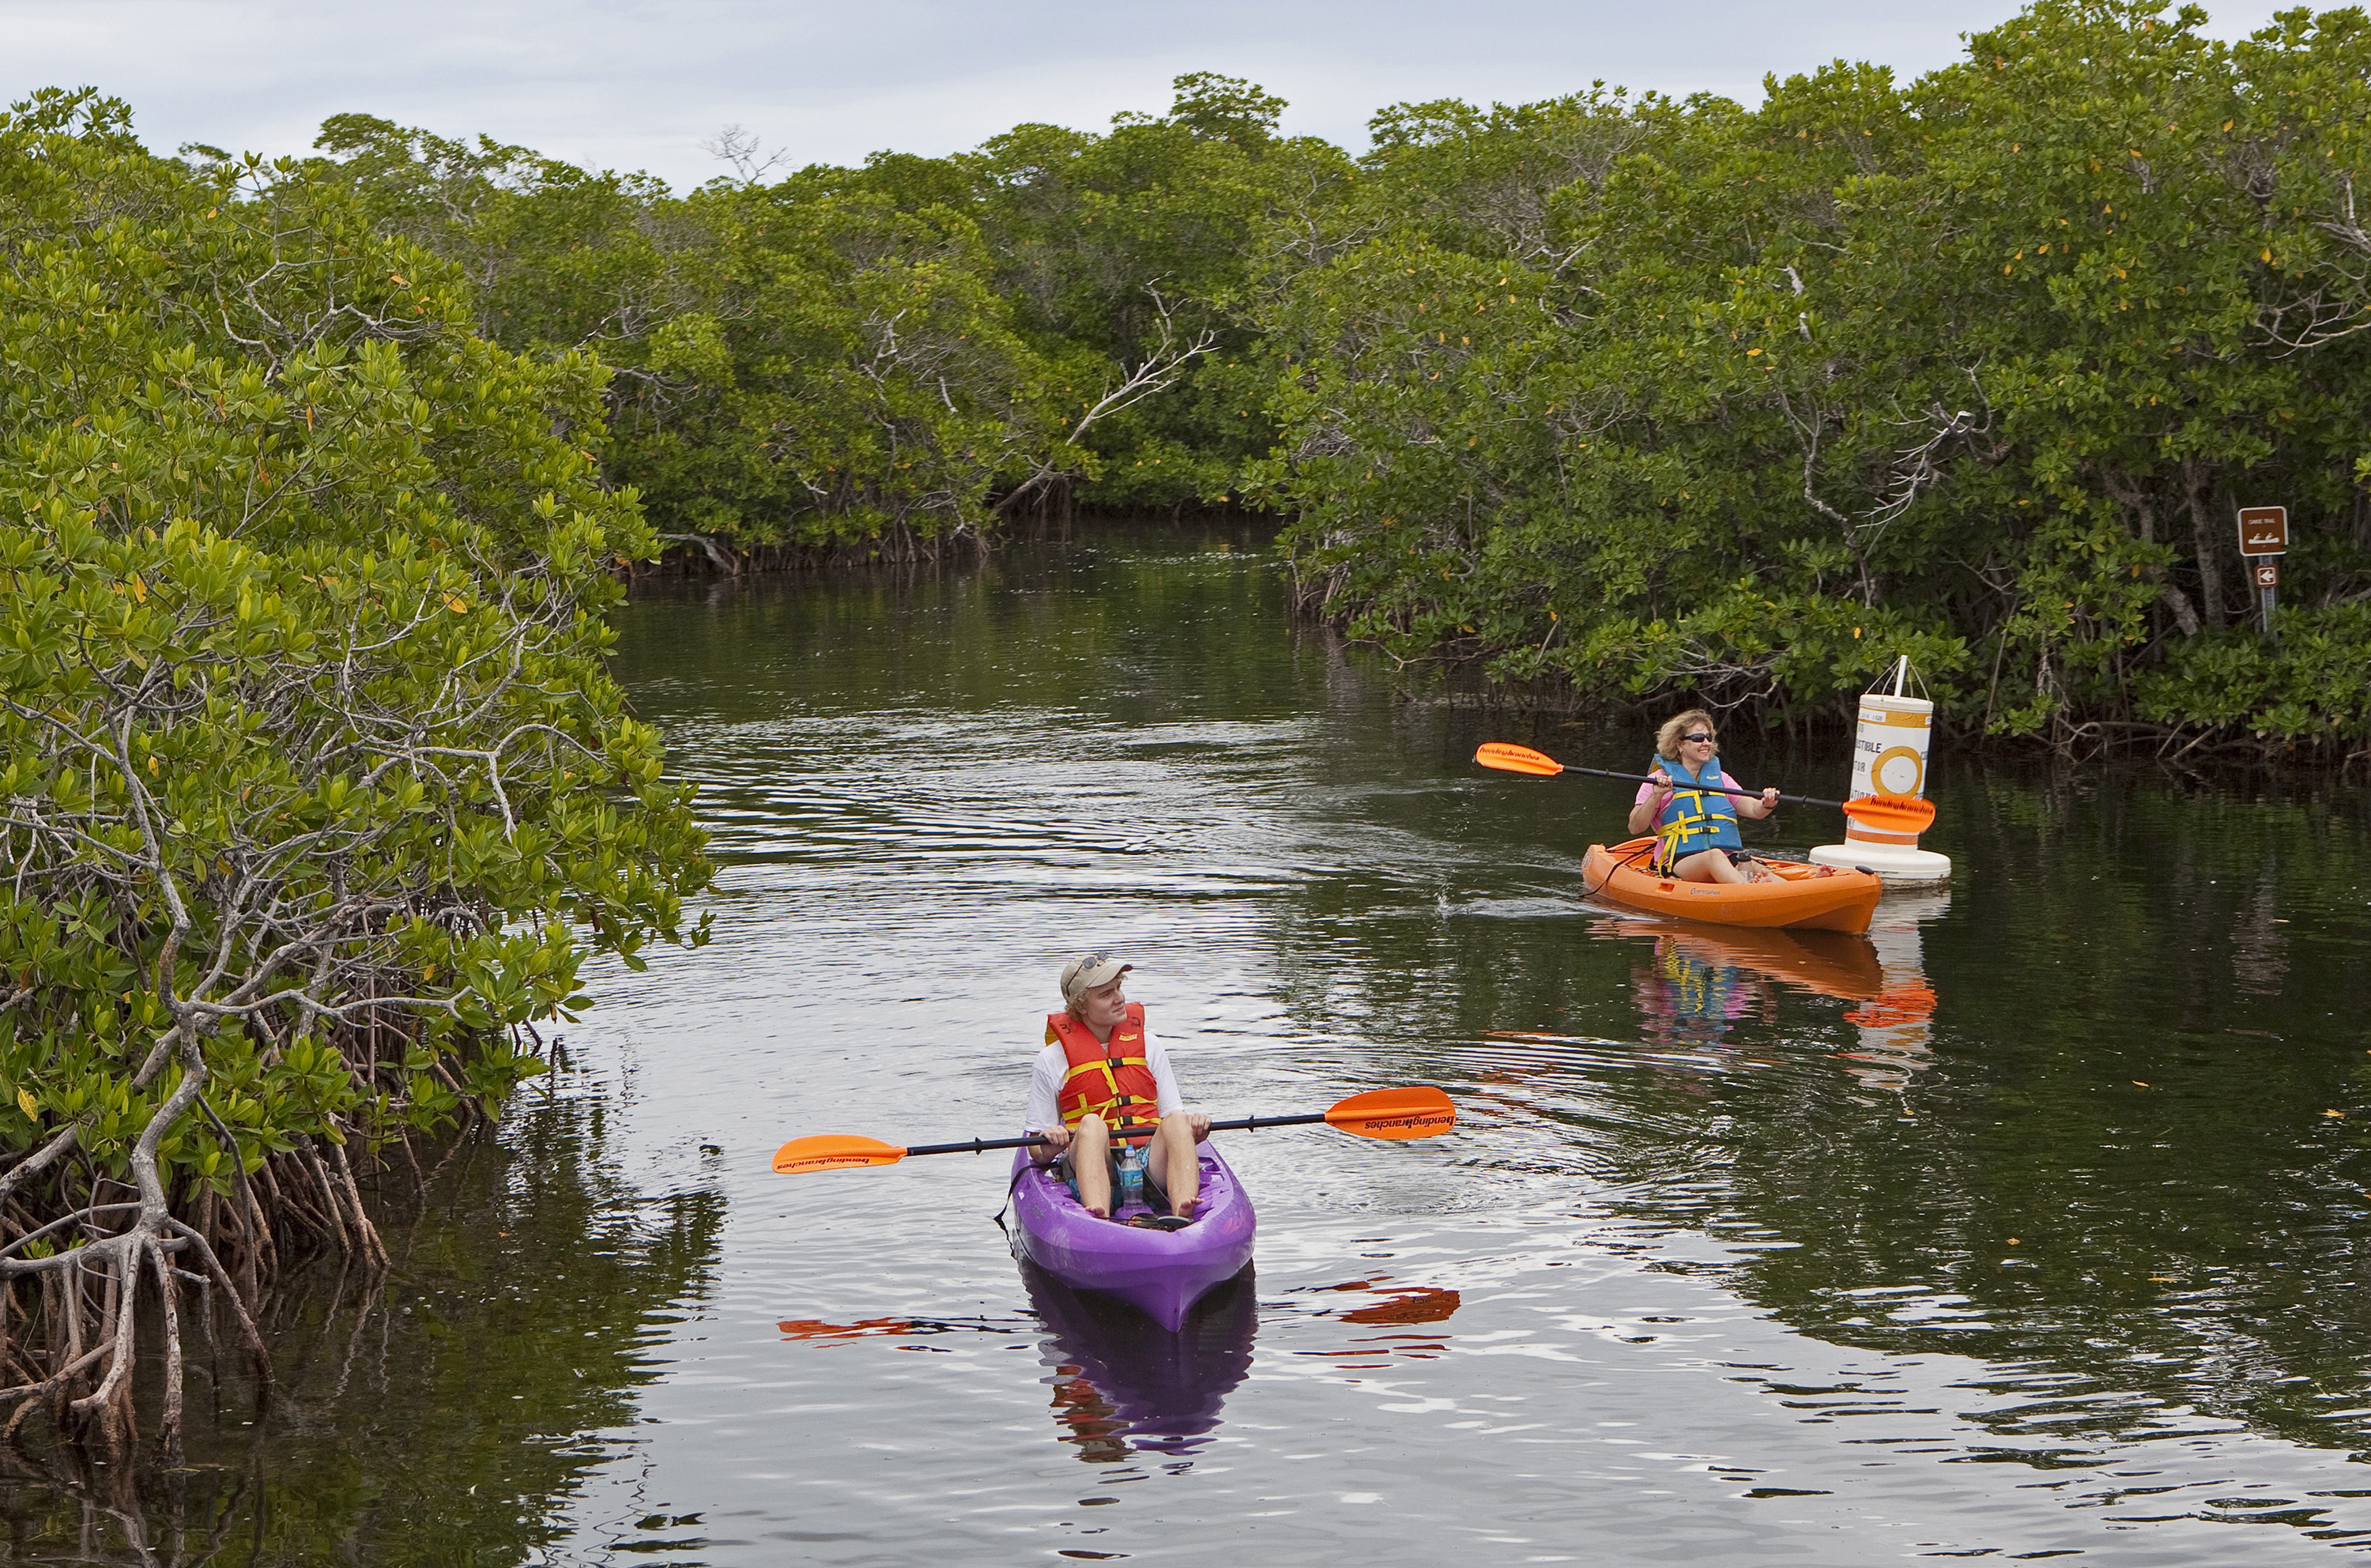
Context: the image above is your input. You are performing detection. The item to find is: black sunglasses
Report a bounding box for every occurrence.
[1681,733,1717,744]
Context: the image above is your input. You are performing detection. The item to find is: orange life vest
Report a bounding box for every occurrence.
[1049,1003,1163,1138]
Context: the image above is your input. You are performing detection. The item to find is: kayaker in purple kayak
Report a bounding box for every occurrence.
[1025,955,1212,1224]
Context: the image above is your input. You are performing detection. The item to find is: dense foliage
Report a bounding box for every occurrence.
[1249,0,2371,756]
[304,76,1344,556]
[281,6,2371,753]
[0,88,710,1448]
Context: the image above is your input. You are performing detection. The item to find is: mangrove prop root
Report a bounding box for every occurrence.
[149,1241,183,1465]
[164,1221,269,1379]
[328,1143,390,1269]
[0,1023,537,1458]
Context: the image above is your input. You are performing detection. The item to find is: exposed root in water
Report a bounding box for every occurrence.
[0,1097,726,1564]
[0,1025,526,1465]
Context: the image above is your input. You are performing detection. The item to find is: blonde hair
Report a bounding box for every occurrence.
[1654,709,1718,762]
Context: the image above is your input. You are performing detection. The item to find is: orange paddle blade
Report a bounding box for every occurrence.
[772,1135,908,1174]
[1474,742,1564,777]
[1324,1086,1457,1139]
[1841,794,1937,833]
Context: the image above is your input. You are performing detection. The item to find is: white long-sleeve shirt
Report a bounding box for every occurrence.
[1023,1022,1184,1133]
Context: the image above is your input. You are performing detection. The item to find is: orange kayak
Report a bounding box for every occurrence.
[1581,838,1883,934]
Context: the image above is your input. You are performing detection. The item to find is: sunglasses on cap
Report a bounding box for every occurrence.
[1065,953,1130,986]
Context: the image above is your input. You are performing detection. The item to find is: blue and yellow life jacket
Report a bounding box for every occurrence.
[1650,755,1742,872]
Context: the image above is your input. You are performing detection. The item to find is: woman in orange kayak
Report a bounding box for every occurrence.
[1626,710,1781,884]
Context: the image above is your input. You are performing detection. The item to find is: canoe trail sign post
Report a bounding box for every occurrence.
[2237,506,2286,650]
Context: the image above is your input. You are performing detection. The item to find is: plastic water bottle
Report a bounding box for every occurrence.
[1117,1143,1145,1208]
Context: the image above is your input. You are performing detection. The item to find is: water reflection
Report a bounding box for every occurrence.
[776,1312,1024,1342]
[1280,1276,1462,1380]
[1023,1263,1256,1460]
[1838,891,1949,1091]
[0,1084,724,1566]
[1333,1283,1461,1327]
[1616,921,1883,1050]
[2230,860,2290,1002]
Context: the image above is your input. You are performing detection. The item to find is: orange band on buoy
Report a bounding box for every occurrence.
[1844,824,1924,846]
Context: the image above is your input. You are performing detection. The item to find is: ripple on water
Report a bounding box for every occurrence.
[492,536,2371,1566]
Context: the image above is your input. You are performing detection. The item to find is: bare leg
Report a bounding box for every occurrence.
[1155,1113,1201,1219]
[1675,848,1748,884]
[1072,1114,1113,1218]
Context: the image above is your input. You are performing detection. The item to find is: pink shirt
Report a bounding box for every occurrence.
[1640,768,1763,813]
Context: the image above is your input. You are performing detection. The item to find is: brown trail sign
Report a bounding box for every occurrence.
[2237,506,2288,648]
[2237,506,2288,556]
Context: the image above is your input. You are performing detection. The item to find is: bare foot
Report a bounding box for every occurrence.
[1173,1197,1200,1221]
[1085,1204,1110,1219]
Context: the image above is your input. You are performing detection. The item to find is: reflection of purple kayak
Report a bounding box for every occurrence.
[1008,1146,1257,1330]
[1023,1260,1256,1457]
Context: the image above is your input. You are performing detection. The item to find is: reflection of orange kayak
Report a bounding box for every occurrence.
[1845,982,1938,1029]
[1601,918,1885,1001]
[1581,838,1883,934]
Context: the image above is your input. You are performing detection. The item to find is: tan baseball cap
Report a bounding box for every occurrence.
[1059,953,1133,1003]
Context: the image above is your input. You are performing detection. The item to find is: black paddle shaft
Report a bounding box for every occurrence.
[1555,763,1849,812]
[904,1111,1329,1159]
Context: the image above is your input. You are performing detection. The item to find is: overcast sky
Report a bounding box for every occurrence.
[3,1,2297,191]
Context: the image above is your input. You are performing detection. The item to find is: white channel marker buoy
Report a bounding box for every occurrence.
[1807,655,1954,887]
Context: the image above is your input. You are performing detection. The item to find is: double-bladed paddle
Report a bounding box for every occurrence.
[1473,741,1937,835]
[771,1085,1457,1176]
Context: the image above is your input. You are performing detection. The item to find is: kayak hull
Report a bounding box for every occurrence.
[1582,838,1883,934]
[1009,1146,1257,1331]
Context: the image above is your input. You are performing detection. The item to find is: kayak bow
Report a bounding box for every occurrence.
[1007,1145,1257,1331]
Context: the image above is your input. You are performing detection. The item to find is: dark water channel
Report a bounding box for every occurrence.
[8,522,2371,1563]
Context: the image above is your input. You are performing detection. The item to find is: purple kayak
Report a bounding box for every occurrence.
[1008,1145,1257,1330]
